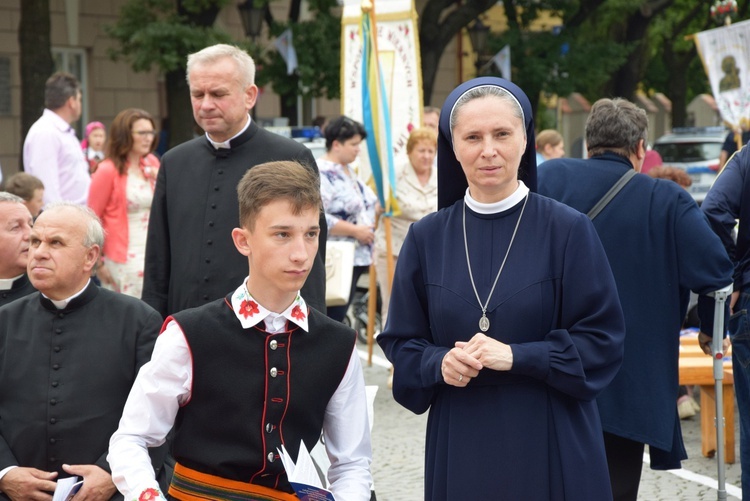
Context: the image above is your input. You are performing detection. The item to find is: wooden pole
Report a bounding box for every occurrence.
[366,263,377,366]
[367,216,394,365]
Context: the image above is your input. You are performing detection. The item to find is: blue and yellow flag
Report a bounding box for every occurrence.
[360,3,399,216]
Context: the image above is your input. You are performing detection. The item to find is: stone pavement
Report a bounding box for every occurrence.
[358,344,743,501]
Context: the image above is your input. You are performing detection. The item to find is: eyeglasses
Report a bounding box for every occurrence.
[133,130,157,137]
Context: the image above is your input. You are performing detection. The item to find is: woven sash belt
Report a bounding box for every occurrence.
[168,462,299,501]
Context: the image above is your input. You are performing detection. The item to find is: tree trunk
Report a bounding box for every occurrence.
[609,12,651,100]
[281,92,298,126]
[608,1,673,100]
[419,0,496,105]
[420,46,444,107]
[663,43,693,127]
[163,0,221,147]
[274,0,301,124]
[165,70,196,148]
[669,77,688,127]
[18,0,53,169]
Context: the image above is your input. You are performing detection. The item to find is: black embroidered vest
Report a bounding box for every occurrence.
[171,297,356,492]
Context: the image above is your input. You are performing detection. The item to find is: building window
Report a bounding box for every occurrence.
[53,47,87,135]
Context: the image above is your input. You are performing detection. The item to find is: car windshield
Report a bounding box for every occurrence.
[653,141,723,163]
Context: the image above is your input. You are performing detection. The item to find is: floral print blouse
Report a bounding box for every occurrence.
[318,158,378,266]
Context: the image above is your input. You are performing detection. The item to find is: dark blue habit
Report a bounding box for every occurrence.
[378,76,625,500]
[378,193,625,500]
[538,153,734,469]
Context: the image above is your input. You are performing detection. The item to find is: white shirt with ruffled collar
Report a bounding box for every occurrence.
[107,281,372,501]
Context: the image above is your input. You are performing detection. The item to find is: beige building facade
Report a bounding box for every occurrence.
[0,0,467,179]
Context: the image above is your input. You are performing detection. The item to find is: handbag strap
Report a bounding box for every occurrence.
[587,169,637,220]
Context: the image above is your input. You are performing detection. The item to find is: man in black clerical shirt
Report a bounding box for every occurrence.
[0,192,34,307]
[142,44,326,318]
[0,202,162,501]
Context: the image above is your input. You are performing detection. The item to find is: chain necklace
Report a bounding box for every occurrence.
[462,193,529,332]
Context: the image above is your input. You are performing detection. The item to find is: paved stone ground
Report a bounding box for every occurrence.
[359,344,743,501]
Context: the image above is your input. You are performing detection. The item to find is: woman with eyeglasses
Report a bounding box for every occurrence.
[319,115,379,323]
[88,108,159,298]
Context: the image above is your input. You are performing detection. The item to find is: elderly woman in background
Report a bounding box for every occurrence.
[319,115,378,322]
[88,108,159,298]
[375,127,437,323]
[377,77,626,500]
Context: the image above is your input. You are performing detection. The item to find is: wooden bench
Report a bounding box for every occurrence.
[678,341,735,463]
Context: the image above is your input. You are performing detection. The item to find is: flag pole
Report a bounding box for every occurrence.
[360,0,397,364]
[368,215,394,365]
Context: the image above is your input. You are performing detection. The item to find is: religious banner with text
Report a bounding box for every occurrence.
[341,0,422,192]
[694,19,750,129]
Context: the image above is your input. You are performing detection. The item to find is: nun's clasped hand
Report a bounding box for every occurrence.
[441,345,482,387]
[458,333,514,372]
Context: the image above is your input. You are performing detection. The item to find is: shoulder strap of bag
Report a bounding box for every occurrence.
[587,169,637,220]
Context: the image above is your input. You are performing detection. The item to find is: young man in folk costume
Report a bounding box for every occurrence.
[109,161,373,501]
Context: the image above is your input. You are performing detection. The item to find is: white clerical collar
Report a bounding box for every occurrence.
[206,114,252,149]
[465,181,529,214]
[230,279,309,333]
[87,149,104,160]
[0,274,24,291]
[43,279,91,309]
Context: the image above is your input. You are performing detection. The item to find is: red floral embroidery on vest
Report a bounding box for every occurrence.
[240,299,260,318]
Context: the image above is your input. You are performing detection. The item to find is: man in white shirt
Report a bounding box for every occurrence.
[109,161,372,501]
[22,72,91,205]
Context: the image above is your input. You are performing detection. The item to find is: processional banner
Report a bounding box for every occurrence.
[695,19,750,129]
[341,0,422,204]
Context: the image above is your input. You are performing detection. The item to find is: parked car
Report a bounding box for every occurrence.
[652,127,727,204]
[266,125,326,159]
[301,137,326,160]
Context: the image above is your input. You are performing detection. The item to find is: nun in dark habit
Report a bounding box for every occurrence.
[377,77,626,500]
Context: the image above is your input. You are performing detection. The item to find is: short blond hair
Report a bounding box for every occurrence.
[237,161,321,230]
[406,128,437,154]
[536,129,563,150]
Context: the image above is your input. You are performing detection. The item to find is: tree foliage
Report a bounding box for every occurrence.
[103,0,750,137]
[643,0,750,126]
[472,0,750,126]
[19,0,54,158]
[106,0,234,73]
[106,0,235,145]
[419,0,498,105]
[255,0,341,103]
[480,1,629,117]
